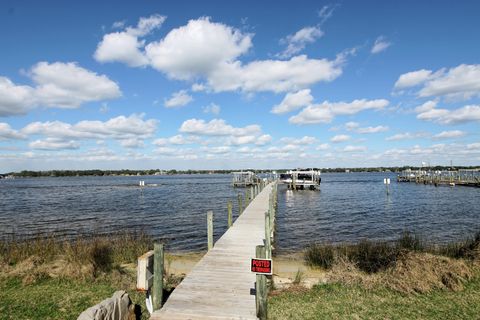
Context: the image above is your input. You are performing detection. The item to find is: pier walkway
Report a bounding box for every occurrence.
[151,182,274,319]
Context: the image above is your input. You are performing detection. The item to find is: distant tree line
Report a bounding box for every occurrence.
[1,165,478,178]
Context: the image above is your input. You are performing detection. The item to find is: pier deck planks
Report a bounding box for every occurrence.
[150,183,273,320]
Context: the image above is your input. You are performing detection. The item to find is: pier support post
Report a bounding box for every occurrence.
[255,245,267,320]
[245,190,250,206]
[250,186,254,201]
[238,193,243,215]
[265,211,271,259]
[153,243,164,311]
[227,200,232,228]
[207,210,213,250]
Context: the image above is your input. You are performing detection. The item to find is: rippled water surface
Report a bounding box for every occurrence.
[1,173,479,252]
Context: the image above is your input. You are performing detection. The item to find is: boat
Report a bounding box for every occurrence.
[279,169,321,190]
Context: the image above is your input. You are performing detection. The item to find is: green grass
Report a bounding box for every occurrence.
[269,277,480,320]
[0,276,149,320]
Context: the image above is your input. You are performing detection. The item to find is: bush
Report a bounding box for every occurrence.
[305,244,334,269]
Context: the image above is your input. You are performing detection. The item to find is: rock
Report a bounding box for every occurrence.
[77,290,136,320]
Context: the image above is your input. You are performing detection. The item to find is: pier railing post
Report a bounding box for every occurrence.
[245,190,250,206]
[238,193,243,215]
[227,200,232,228]
[265,211,271,259]
[255,245,267,320]
[153,243,164,311]
[207,210,214,250]
[250,186,254,201]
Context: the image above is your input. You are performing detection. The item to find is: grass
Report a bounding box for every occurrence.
[269,277,480,320]
[305,231,480,274]
[0,232,156,319]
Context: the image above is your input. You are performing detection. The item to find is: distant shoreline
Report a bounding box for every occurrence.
[2,165,479,177]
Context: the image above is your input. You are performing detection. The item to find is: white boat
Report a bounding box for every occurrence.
[279,169,321,190]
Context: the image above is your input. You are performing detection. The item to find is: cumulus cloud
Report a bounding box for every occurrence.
[153,134,199,146]
[95,14,166,67]
[31,62,121,108]
[289,99,389,124]
[280,136,317,145]
[0,62,121,116]
[371,36,391,54]
[202,103,221,115]
[271,89,313,114]
[432,130,466,140]
[278,26,324,58]
[386,132,427,141]
[394,69,433,89]
[179,118,261,137]
[0,123,25,140]
[96,17,348,94]
[146,17,252,80]
[414,100,480,124]
[29,138,80,150]
[316,143,330,150]
[22,114,157,146]
[394,64,480,100]
[356,125,389,134]
[343,145,367,152]
[331,134,350,143]
[164,90,193,108]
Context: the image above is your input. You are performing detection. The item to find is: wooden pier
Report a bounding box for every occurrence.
[397,169,480,187]
[151,182,276,319]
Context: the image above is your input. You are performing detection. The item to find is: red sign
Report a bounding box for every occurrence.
[251,258,272,275]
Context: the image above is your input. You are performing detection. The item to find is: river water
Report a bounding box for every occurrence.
[1,173,479,252]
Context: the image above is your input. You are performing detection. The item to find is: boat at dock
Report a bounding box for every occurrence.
[279,169,321,190]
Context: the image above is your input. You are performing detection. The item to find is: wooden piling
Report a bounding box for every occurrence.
[153,243,164,311]
[265,211,271,259]
[207,210,213,250]
[227,200,232,228]
[237,193,243,215]
[255,245,267,320]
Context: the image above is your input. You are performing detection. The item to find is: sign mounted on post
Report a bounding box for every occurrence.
[251,258,272,275]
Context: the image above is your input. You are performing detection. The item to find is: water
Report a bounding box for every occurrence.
[1,173,479,252]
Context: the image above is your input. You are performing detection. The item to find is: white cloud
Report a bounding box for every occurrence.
[289,99,389,124]
[31,62,121,108]
[316,143,330,150]
[394,69,433,89]
[255,134,272,145]
[432,130,466,140]
[153,134,199,146]
[191,83,207,92]
[179,118,261,137]
[271,89,313,114]
[22,114,157,144]
[278,26,324,58]
[146,17,252,80]
[343,145,367,152]
[415,100,480,124]
[331,134,350,143]
[356,125,389,134]
[164,90,193,108]
[0,123,25,140]
[202,103,221,115]
[371,36,391,54]
[345,121,359,130]
[208,54,345,93]
[119,138,145,148]
[280,136,317,145]
[419,64,480,100]
[29,138,80,150]
[395,64,480,101]
[386,132,427,141]
[318,4,337,24]
[112,20,126,29]
[95,14,166,67]
[0,77,36,116]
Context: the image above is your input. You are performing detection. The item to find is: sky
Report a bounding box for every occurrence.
[1,0,480,171]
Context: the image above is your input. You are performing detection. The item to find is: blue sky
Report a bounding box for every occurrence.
[1,0,480,171]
